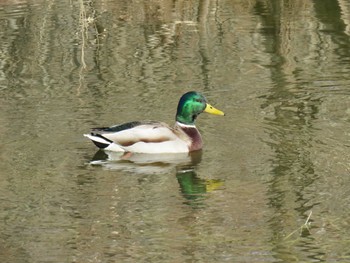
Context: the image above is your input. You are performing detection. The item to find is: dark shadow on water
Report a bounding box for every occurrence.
[88,150,223,208]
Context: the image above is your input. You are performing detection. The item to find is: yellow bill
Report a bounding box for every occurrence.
[204,103,225,116]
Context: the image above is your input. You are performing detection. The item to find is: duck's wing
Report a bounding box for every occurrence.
[85,121,190,153]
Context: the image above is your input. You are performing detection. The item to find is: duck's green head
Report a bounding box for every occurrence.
[176,91,225,125]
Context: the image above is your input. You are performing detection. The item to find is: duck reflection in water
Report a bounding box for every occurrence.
[88,150,223,207]
[176,166,223,207]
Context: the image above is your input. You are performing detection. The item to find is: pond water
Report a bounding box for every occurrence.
[1,0,350,262]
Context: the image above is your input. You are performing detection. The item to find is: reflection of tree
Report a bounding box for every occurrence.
[254,1,328,261]
[314,0,350,59]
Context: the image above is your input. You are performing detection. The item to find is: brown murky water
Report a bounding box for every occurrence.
[1,0,350,262]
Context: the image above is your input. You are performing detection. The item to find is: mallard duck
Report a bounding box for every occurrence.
[84,91,224,153]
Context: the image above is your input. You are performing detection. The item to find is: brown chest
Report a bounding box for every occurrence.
[181,126,203,151]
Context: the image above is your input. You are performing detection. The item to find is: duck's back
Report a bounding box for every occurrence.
[86,121,190,153]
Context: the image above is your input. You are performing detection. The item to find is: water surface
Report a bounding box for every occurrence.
[1,0,350,262]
